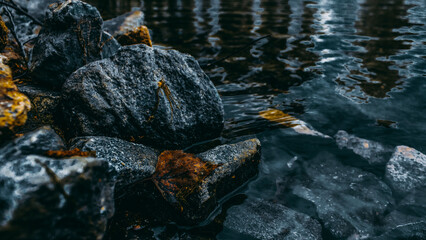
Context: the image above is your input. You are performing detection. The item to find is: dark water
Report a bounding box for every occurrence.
[87,0,426,239]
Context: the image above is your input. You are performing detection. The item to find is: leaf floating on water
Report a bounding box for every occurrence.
[45,148,96,158]
[152,150,220,206]
[259,109,330,138]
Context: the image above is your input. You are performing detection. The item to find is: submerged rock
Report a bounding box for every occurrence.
[221,198,322,240]
[375,186,426,239]
[0,126,65,161]
[385,146,426,196]
[62,44,224,149]
[289,153,394,239]
[30,0,118,88]
[0,155,114,240]
[69,136,158,191]
[335,130,391,165]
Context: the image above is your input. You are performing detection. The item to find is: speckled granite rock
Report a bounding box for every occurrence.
[220,198,322,240]
[0,126,65,161]
[69,136,158,191]
[30,0,118,88]
[289,153,394,239]
[335,130,392,165]
[385,146,426,196]
[62,44,224,149]
[0,155,114,240]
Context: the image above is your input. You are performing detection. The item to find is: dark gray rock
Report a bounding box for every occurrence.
[14,0,61,20]
[100,31,121,59]
[290,153,394,239]
[103,9,144,37]
[0,126,65,162]
[30,0,106,88]
[112,139,260,226]
[0,155,114,240]
[385,146,426,196]
[62,44,224,149]
[334,130,392,165]
[69,136,158,190]
[375,186,426,239]
[221,198,322,240]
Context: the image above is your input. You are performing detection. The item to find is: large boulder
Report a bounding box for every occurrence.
[62,44,224,149]
[30,0,119,89]
[0,155,114,240]
[385,146,426,196]
[220,198,322,240]
[69,136,159,192]
[288,153,394,239]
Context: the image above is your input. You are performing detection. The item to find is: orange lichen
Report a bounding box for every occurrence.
[116,25,152,47]
[148,78,180,122]
[152,150,220,206]
[45,148,96,158]
[0,16,8,50]
[0,58,31,131]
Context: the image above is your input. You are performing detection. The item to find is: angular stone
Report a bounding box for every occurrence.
[290,153,394,239]
[335,130,391,165]
[116,26,152,47]
[0,126,65,162]
[100,31,121,59]
[111,139,260,226]
[385,146,426,196]
[103,9,144,37]
[0,155,114,240]
[30,0,106,88]
[221,198,322,240]
[69,136,158,190]
[62,44,224,149]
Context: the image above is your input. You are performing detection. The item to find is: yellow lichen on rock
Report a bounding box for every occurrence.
[0,16,8,51]
[0,56,31,132]
[116,25,152,47]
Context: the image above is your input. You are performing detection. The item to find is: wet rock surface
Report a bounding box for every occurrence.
[288,153,394,239]
[334,130,392,165]
[0,126,65,160]
[221,198,322,240]
[30,0,105,88]
[62,44,224,149]
[376,186,426,239]
[103,9,144,37]
[69,136,158,190]
[0,155,114,240]
[385,146,426,196]
[109,138,261,231]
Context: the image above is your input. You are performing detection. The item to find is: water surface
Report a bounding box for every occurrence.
[87,0,426,239]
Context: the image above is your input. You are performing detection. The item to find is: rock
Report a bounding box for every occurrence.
[385,146,426,196]
[221,198,322,240]
[0,155,114,240]
[0,57,31,141]
[116,26,152,47]
[62,44,224,149]
[103,9,144,37]
[0,126,65,161]
[14,0,60,20]
[375,186,426,239]
[30,0,107,89]
[0,16,8,50]
[111,139,260,226]
[17,84,61,132]
[334,130,391,165]
[100,31,121,59]
[69,136,158,191]
[289,153,394,239]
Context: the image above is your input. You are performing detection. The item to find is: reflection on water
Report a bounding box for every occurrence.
[87,0,426,239]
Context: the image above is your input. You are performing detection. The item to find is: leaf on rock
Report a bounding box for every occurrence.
[152,150,220,207]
